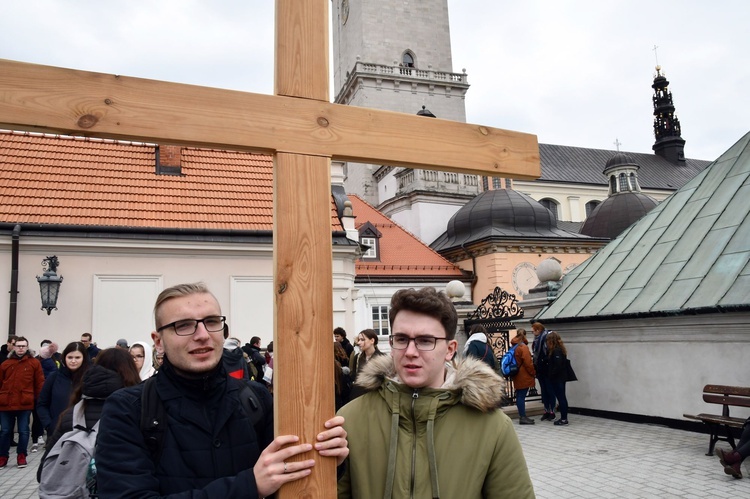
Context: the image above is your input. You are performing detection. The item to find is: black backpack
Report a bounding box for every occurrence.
[139,375,265,463]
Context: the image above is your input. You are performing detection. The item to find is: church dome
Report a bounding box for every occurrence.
[446,189,556,240]
[604,152,638,173]
[580,192,658,239]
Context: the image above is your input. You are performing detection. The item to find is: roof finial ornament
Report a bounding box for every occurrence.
[613,138,622,152]
[653,45,661,74]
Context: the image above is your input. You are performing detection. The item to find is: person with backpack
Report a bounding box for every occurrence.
[531,322,556,421]
[464,324,499,371]
[510,329,536,425]
[38,348,142,497]
[94,282,348,498]
[242,336,267,381]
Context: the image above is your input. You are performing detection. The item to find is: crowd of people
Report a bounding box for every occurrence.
[2,281,742,496]
[0,312,278,475]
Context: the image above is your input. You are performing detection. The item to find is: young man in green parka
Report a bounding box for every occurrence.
[337,287,535,498]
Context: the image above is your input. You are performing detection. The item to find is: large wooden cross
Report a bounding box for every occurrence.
[0,1,539,496]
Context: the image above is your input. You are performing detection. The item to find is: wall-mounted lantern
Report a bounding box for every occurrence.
[36,256,63,315]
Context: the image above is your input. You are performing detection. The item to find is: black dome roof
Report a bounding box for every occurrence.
[431,189,599,252]
[580,192,658,239]
[447,189,555,238]
[604,152,639,172]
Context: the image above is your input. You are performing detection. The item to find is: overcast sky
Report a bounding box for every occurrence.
[2,1,747,161]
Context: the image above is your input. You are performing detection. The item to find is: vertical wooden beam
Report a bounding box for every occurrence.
[275,0,329,100]
[273,152,335,497]
[273,1,335,497]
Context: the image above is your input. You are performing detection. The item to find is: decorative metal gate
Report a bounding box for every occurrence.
[463,287,537,405]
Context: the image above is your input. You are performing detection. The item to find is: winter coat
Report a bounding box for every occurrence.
[337,356,535,499]
[465,335,498,371]
[531,329,550,377]
[348,348,386,400]
[510,336,536,390]
[0,344,10,363]
[36,367,74,431]
[339,338,354,358]
[96,358,274,497]
[37,356,59,379]
[222,346,249,380]
[85,343,100,359]
[547,346,568,383]
[243,345,266,379]
[0,351,45,410]
[37,364,125,481]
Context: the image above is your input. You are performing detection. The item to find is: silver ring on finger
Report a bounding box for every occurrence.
[283,461,288,473]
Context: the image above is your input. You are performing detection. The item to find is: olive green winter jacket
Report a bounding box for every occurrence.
[337,356,535,498]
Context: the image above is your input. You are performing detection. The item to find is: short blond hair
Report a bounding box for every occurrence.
[153,282,215,328]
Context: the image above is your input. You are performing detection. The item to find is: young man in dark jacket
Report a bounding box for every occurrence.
[96,282,348,497]
[334,327,354,357]
[0,335,18,364]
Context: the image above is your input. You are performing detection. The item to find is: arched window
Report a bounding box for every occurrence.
[402,52,415,68]
[618,173,629,192]
[539,198,559,222]
[585,200,601,217]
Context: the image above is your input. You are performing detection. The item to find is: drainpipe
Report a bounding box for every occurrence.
[8,224,20,337]
[460,242,478,303]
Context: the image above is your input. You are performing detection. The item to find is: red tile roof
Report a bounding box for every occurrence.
[0,130,342,231]
[348,195,466,278]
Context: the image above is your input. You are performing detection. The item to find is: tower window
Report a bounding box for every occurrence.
[619,173,629,192]
[402,52,415,68]
[585,200,601,217]
[539,198,559,222]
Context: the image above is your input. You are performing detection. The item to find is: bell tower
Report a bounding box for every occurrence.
[331,0,479,244]
[651,65,686,165]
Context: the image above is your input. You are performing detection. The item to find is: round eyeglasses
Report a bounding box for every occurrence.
[157,316,226,336]
[389,334,447,351]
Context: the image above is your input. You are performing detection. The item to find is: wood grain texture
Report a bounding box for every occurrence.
[275,0,329,100]
[273,152,336,496]
[0,59,540,179]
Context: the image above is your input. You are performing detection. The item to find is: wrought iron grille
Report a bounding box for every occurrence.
[463,287,539,406]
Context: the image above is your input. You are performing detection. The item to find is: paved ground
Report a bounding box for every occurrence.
[2,414,749,498]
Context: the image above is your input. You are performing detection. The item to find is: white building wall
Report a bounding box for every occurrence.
[549,315,750,421]
[0,235,357,352]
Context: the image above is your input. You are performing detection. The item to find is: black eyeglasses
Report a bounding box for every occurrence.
[157,316,226,336]
[389,334,447,351]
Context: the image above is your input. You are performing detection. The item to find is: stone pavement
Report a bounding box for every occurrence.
[1,414,749,498]
[516,414,750,498]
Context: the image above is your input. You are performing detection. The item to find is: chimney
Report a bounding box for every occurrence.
[156,145,183,175]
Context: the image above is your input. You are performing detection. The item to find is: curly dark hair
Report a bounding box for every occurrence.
[388,287,457,340]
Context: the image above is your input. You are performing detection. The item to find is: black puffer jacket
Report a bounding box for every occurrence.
[38,365,124,482]
[96,357,274,497]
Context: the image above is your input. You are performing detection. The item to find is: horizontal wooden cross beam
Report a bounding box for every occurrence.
[0,59,540,178]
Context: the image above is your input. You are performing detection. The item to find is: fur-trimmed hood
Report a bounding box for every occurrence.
[354,354,505,412]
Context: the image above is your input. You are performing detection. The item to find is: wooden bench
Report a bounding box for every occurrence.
[684,384,750,455]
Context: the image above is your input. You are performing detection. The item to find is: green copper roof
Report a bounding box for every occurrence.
[538,132,750,322]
